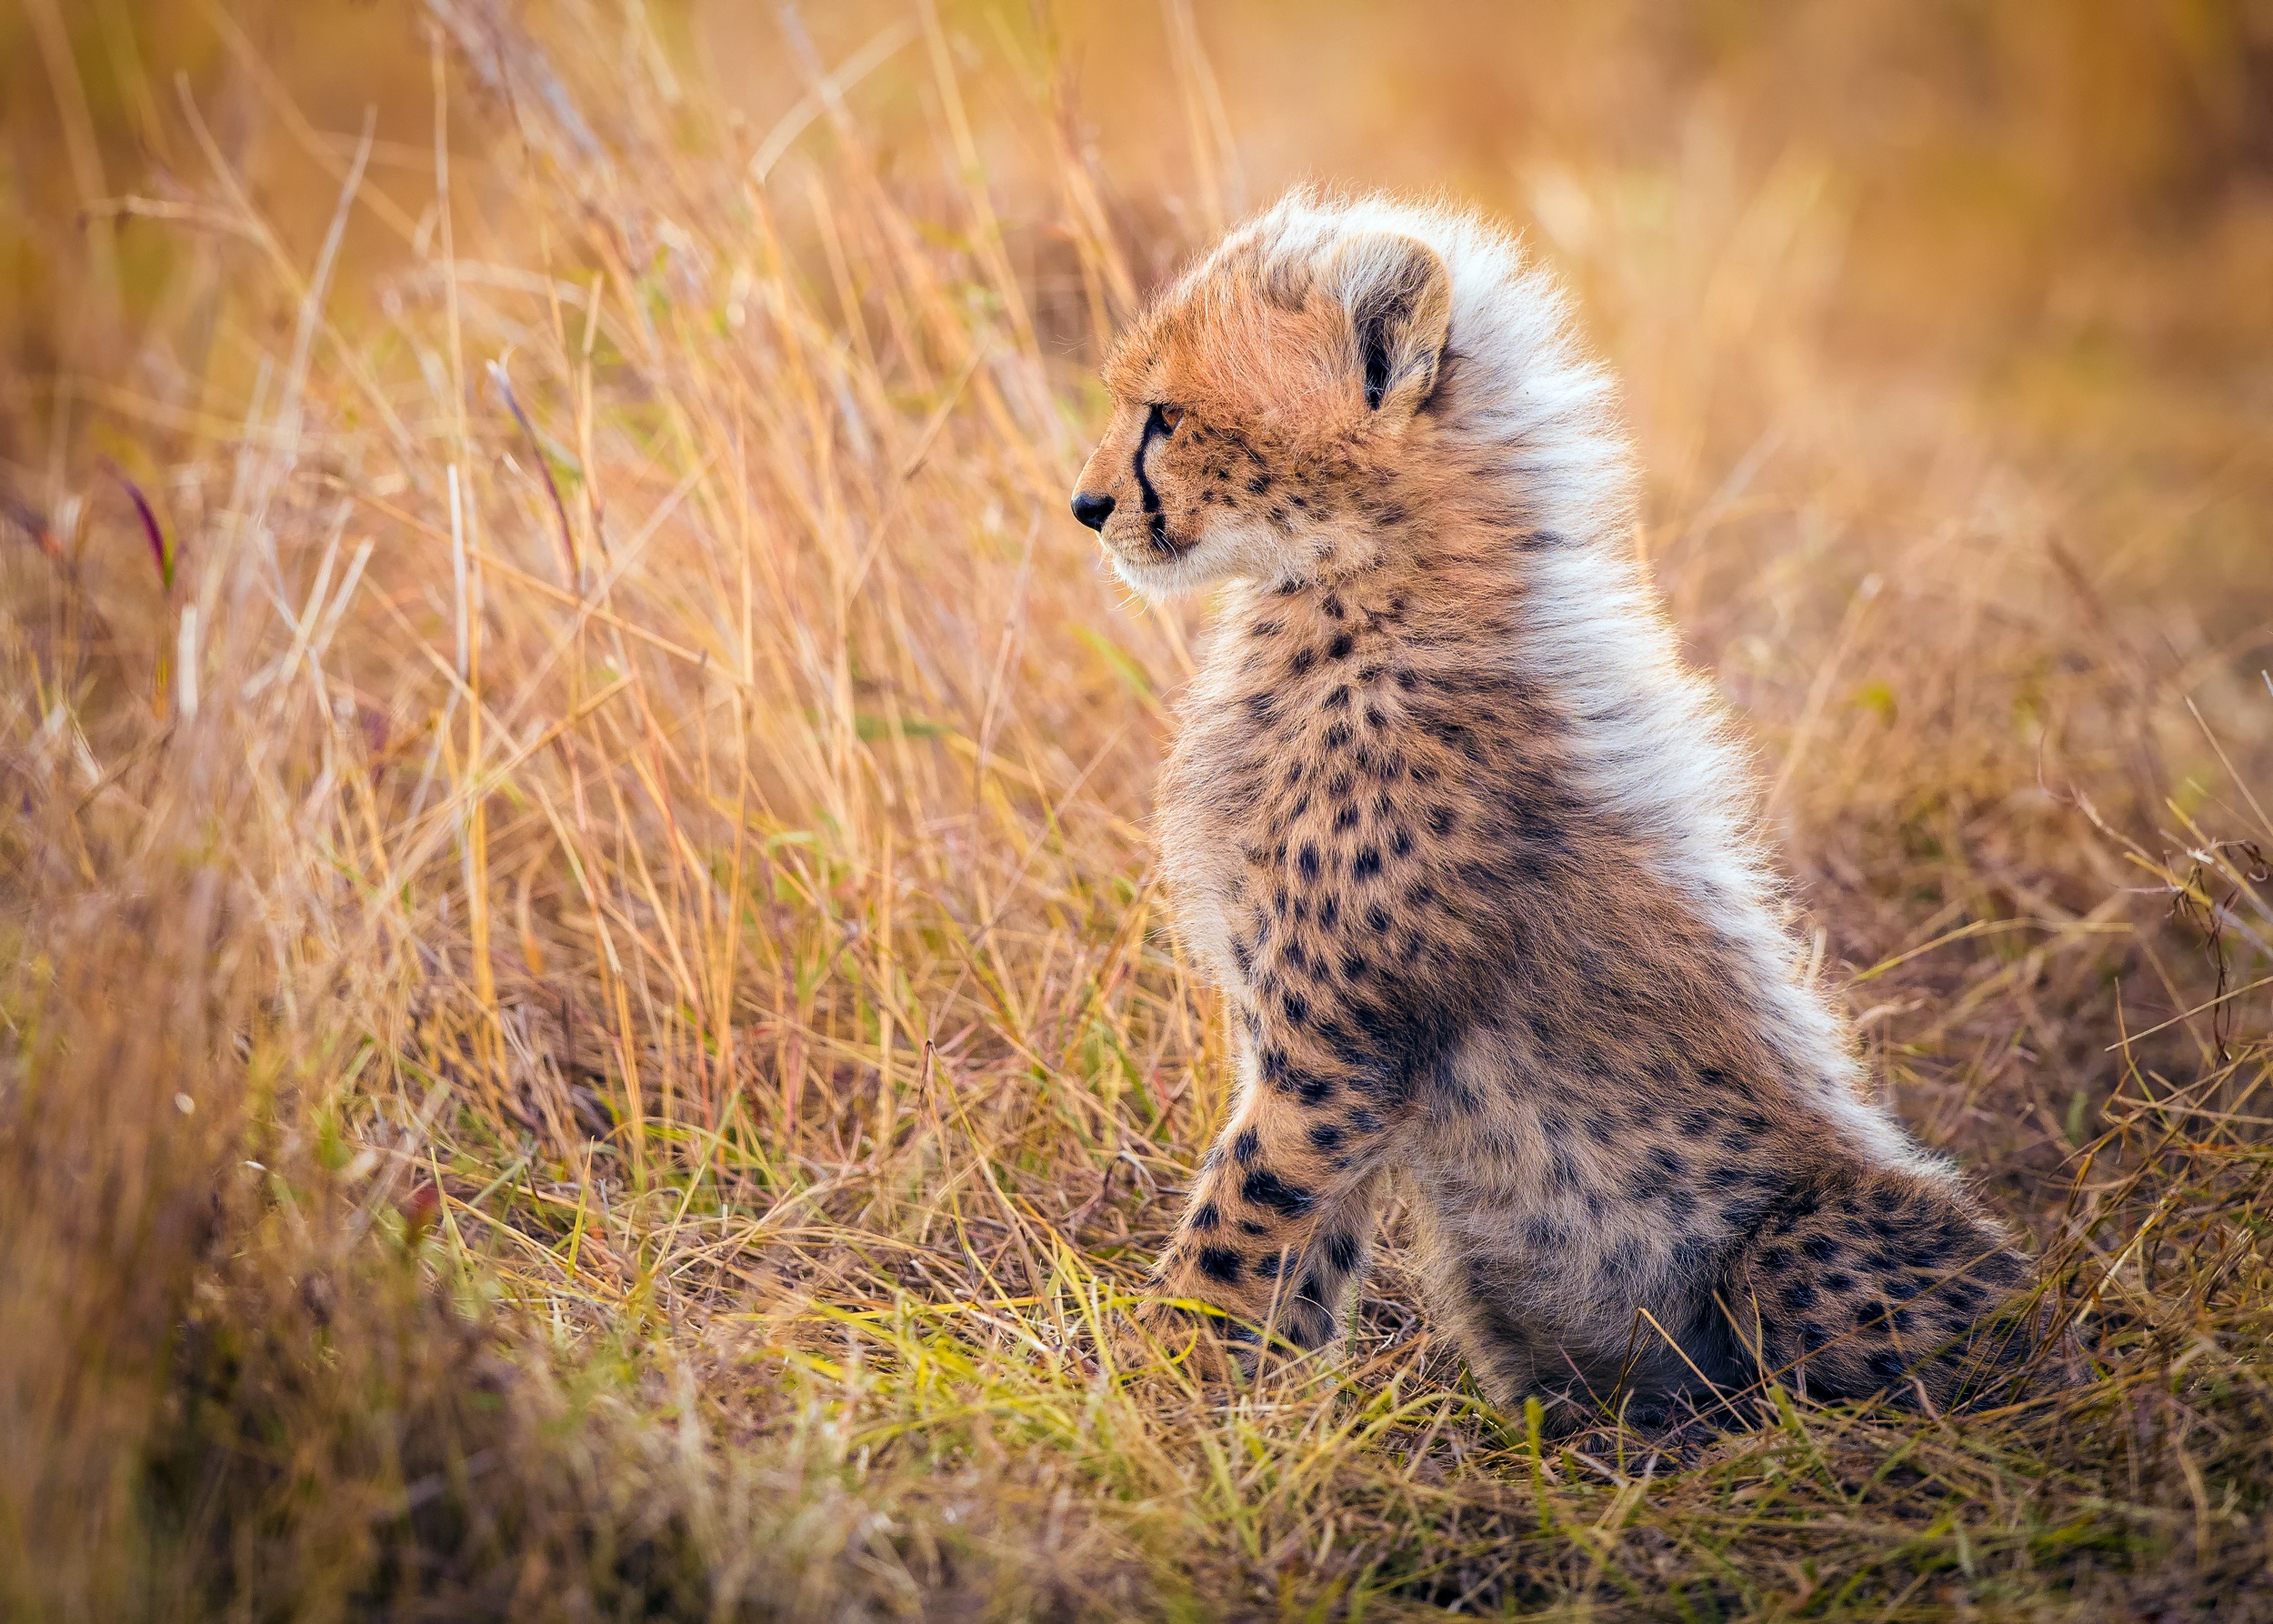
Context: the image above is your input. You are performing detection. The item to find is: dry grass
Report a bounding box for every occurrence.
[2,1,2271,1618]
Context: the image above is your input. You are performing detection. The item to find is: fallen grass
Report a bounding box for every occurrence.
[2,2,2270,1618]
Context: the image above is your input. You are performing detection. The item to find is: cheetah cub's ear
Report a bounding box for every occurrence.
[1327,233,1453,422]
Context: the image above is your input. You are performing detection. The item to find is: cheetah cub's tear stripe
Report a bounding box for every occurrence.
[1070,189,2058,1428]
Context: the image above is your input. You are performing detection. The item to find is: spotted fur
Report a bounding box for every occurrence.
[1073,191,2053,1428]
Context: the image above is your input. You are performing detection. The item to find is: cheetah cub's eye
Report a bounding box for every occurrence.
[1153,404,1185,433]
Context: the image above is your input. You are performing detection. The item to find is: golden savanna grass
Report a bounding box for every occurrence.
[2,1,2270,1617]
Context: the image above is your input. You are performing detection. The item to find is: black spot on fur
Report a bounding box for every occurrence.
[1190,1202,1221,1232]
[1232,1128,1261,1165]
[1241,1167,1316,1218]
[1197,1247,1244,1285]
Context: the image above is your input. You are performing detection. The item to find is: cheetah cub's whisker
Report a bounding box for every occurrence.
[1071,189,2058,1429]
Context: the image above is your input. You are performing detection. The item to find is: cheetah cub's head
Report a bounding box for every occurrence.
[1070,205,1454,600]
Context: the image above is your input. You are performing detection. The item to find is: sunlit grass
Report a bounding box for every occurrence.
[2,1,2269,1618]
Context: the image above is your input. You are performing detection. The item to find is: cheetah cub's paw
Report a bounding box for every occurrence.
[1106,1296,1253,1385]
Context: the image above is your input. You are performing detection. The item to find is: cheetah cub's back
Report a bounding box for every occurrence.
[1070,190,2058,1429]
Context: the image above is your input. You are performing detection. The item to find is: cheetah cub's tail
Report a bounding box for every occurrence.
[1735,1165,2076,1412]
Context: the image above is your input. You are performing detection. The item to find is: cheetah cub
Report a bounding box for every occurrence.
[1070,191,2052,1430]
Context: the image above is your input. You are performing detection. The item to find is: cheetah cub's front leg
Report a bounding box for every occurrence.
[1122,1048,1400,1374]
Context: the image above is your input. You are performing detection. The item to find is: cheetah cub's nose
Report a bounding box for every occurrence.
[1071,491,1115,531]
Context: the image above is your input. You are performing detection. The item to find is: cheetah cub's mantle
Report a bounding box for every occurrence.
[1070,192,2048,1428]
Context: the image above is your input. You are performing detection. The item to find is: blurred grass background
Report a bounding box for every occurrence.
[2,1,2271,1618]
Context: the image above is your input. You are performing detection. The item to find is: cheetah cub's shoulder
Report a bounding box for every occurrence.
[1070,190,2056,1428]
